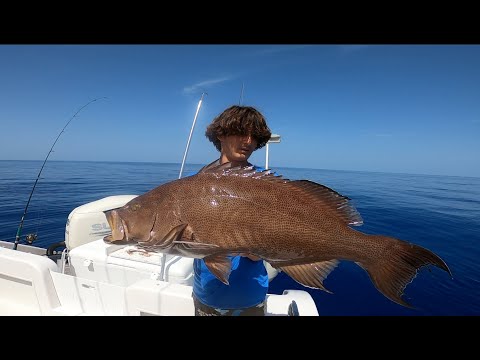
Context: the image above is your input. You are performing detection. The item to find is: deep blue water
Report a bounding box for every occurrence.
[1,160,479,316]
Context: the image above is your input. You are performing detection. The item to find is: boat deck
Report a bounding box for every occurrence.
[0,239,319,316]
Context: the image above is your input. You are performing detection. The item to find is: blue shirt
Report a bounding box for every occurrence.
[193,255,268,309]
[192,160,269,309]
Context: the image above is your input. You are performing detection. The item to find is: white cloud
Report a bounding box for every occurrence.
[183,76,234,95]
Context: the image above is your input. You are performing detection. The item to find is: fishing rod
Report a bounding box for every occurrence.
[178,92,207,179]
[13,97,107,251]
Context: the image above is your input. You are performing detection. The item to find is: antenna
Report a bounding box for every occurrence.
[239,82,244,105]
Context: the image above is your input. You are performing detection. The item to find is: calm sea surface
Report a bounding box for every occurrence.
[1,160,479,316]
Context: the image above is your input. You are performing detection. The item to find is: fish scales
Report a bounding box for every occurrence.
[103,163,451,308]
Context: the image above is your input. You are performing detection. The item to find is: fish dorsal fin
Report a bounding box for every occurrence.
[198,159,239,174]
[287,180,363,226]
[198,159,222,173]
[225,167,282,181]
[278,259,339,293]
[202,161,287,181]
[200,162,362,226]
[203,254,233,285]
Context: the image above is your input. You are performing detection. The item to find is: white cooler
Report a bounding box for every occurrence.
[68,239,194,287]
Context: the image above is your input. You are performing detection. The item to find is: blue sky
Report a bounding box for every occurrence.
[0,44,478,177]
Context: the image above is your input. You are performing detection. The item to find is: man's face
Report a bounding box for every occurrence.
[218,134,258,164]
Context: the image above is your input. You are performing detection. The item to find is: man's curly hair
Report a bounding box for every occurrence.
[205,105,272,152]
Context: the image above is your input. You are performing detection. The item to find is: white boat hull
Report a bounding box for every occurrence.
[0,194,319,316]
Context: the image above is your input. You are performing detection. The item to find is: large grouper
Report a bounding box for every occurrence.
[103,161,451,308]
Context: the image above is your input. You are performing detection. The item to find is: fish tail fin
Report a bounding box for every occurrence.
[359,235,452,308]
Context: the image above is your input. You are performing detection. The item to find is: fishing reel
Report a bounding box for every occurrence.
[25,233,38,244]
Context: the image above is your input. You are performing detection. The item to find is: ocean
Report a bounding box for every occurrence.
[1,160,479,316]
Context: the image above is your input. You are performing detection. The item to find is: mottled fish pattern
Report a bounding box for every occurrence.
[104,161,451,308]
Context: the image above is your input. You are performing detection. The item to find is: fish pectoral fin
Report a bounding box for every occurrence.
[140,223,189,249]
[278,259,339,293]
[172,241,220,250]
[203,255,233,285]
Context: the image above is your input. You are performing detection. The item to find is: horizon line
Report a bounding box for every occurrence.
[0,159,477,179]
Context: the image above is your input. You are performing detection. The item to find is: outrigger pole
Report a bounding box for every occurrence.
[156,93,207,282]
[178,92,207,179]
[13,97,107,250]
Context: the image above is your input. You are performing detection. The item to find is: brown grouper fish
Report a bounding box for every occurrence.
[103,162,451,308]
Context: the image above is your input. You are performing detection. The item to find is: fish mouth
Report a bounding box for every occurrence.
[103,208,129,244]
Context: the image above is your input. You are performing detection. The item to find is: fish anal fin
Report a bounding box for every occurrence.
[279,259,339,293]
[204,254,233,285]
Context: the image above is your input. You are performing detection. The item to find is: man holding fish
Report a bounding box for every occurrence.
[192,105,273,316]
[103,105,450,314]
